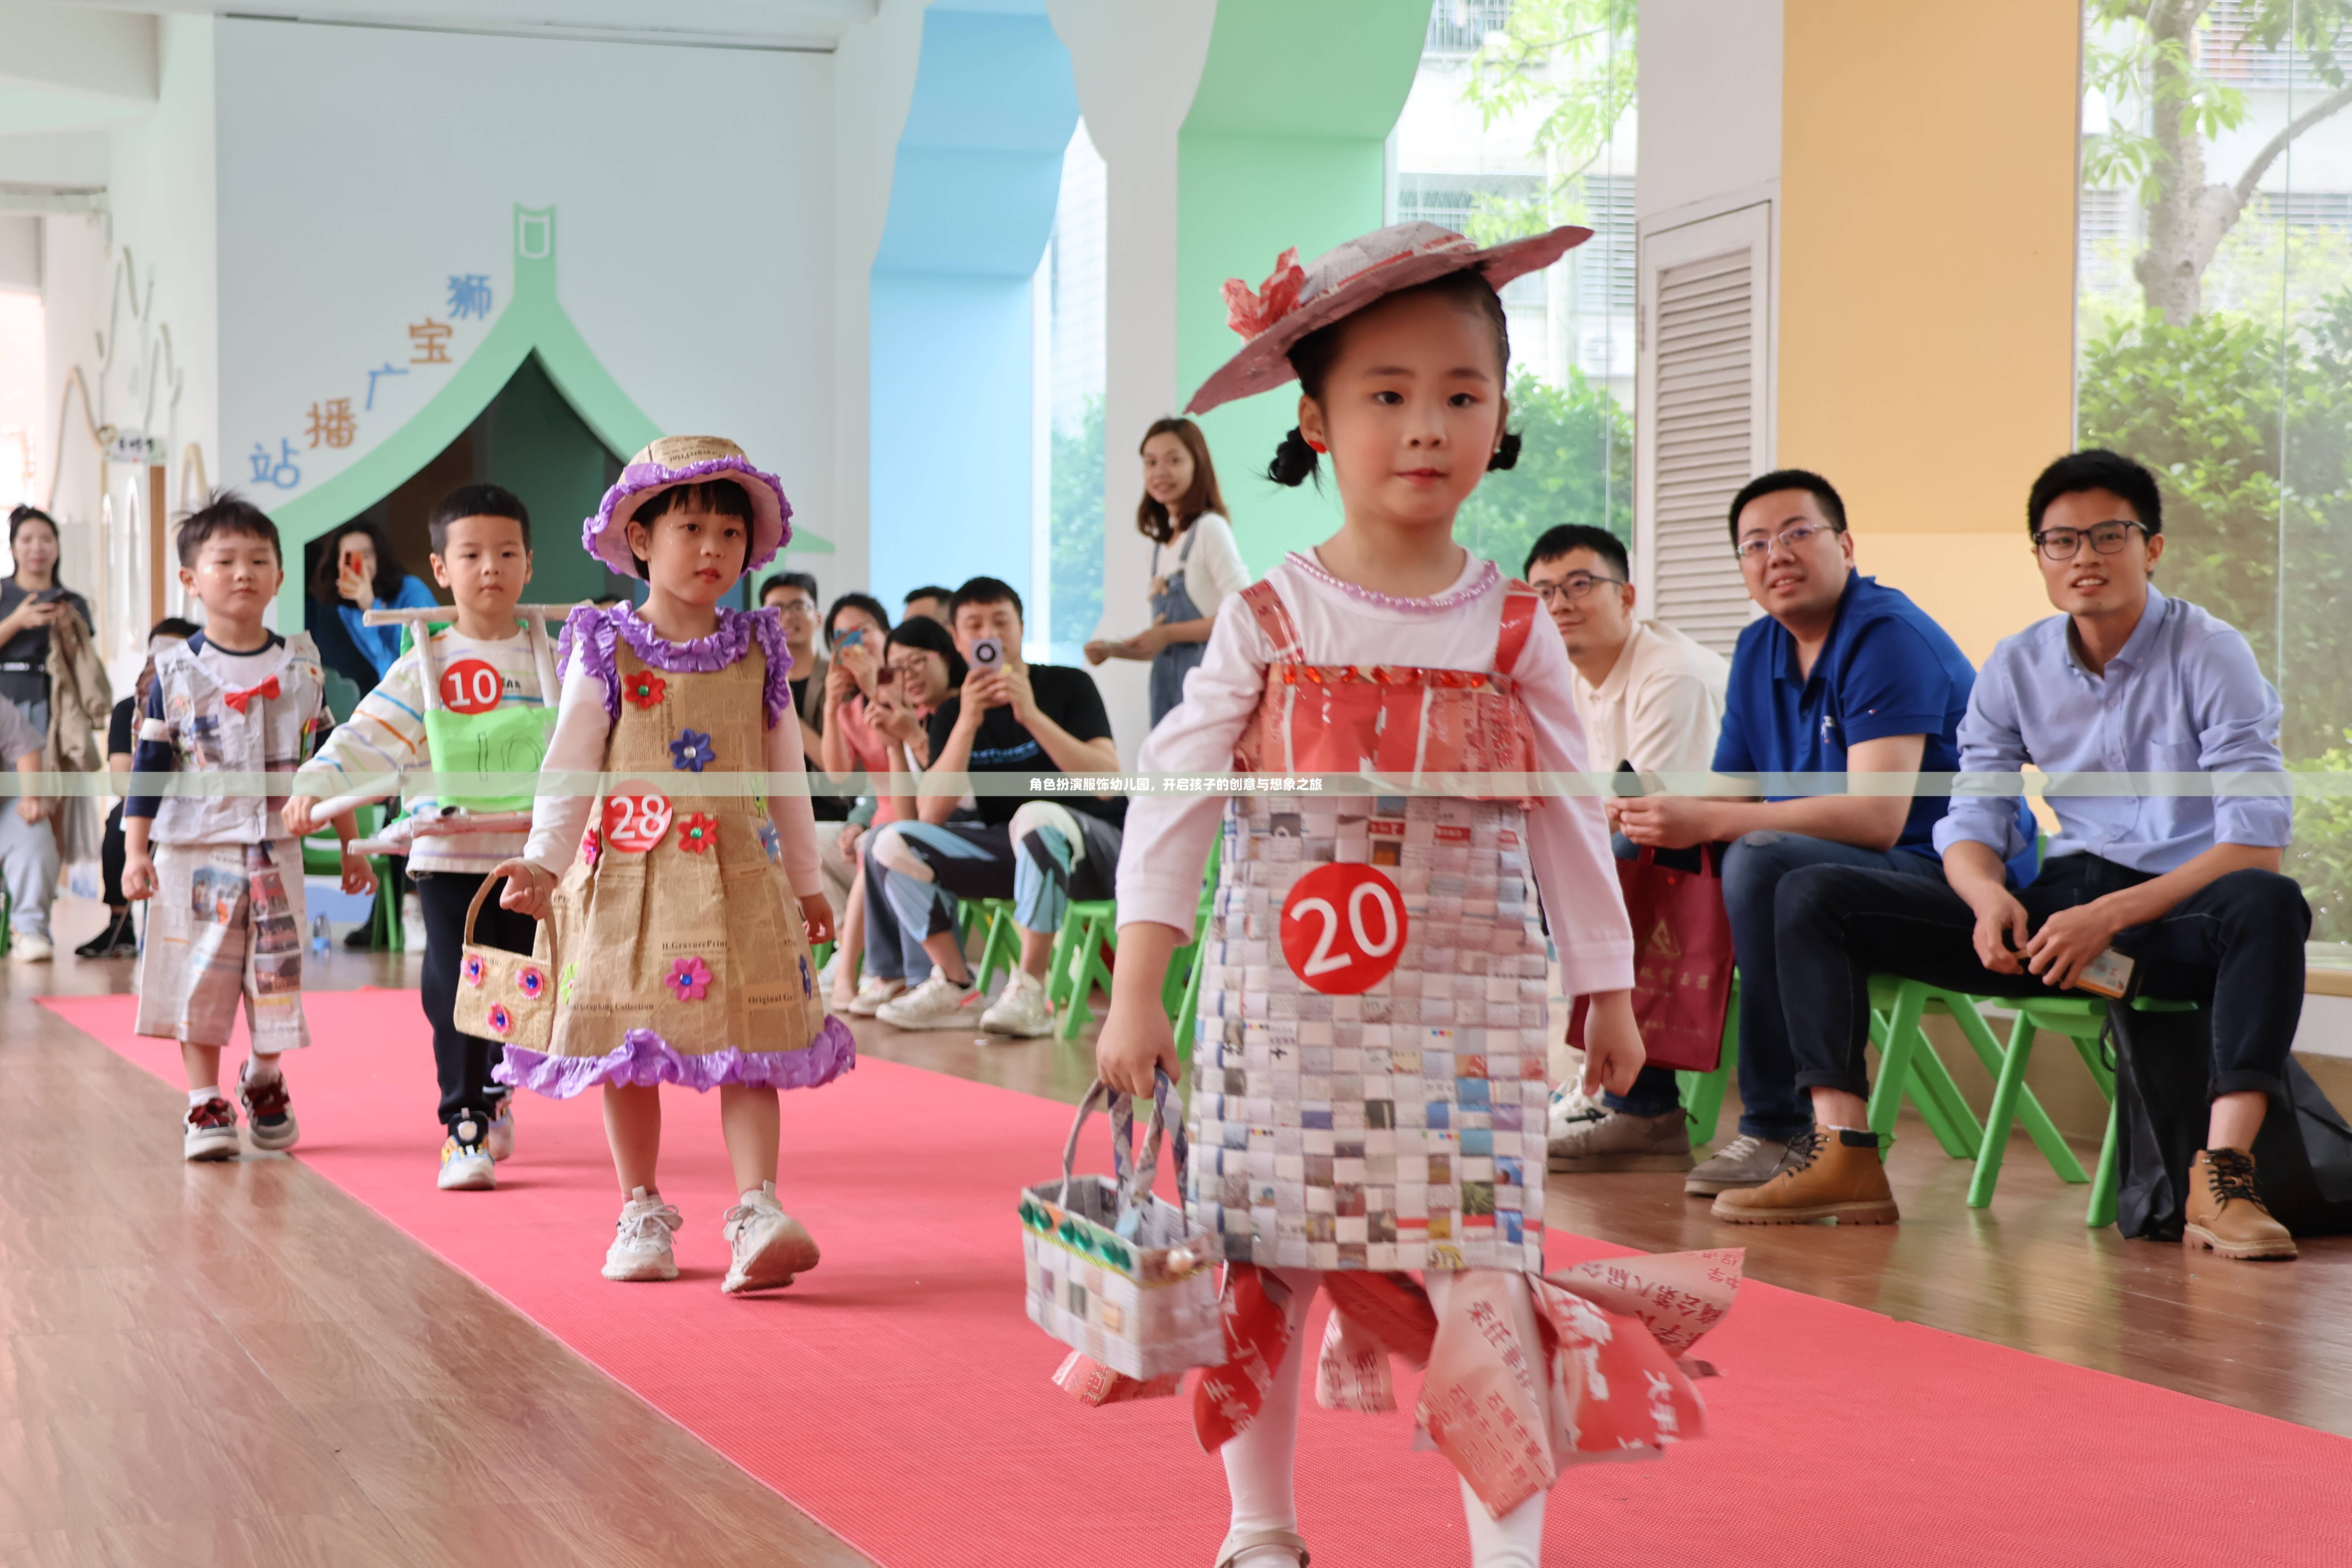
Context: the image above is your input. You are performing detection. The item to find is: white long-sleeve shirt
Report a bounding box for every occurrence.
[521,643,825,899]
[1116,551,1635,997]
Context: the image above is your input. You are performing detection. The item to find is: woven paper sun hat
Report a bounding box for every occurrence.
[581,435,793,579]
[1184,221,1593,416]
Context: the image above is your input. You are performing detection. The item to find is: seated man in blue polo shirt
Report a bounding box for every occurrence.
[1613,468,2032,1196]
[1721,451,2305,1256]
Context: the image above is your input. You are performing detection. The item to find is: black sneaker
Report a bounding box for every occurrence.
[75,912,139,960]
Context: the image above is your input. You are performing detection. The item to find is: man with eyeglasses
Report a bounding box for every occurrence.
[758,570,850,824]
[1523,524,1730,1174]
[1612,468,2034,1198]
[1731,451,2307,1256]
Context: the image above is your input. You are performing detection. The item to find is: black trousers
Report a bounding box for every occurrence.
[416,871,537,1131]
[100,802,125,910]
[1778,853,2311,1104]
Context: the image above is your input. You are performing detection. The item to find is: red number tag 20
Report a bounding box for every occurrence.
[602,787,674,853]
[1280,863,1409,995]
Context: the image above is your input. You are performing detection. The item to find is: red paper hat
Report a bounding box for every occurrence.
[1185,221,1593,416]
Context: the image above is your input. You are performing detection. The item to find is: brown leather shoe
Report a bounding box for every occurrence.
[2183,1148,2298,1261]
[1711,1126,1899,1225]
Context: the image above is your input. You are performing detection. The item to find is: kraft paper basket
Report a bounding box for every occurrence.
[451,873,554,1053]
[1021,1071,1223,1380]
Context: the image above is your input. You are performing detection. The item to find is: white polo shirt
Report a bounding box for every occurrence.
[1570,619,1730,775]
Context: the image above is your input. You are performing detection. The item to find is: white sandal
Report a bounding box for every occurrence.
[1215,1529,1310,1568]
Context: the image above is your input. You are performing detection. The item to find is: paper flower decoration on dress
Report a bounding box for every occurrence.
[1223,247,1306,339]
[670,728,715,772]
[560,962,579,1002]
[582,828,602,868]
[516,966,546,1000]
[758,821,783,864]
[676,812,719,855]
[462,953,486,987]
[487,1003,513,1036]
[799,955,813,996]
[623,670,667,710]
[668,955,713,1002]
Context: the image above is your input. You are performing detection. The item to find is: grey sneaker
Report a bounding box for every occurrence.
[1548,1109,1693,1173]
[1684,1134,1791,1195]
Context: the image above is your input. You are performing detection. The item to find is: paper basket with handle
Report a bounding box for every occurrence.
[1020,1069,1223,1380]
[450,873,554,1054]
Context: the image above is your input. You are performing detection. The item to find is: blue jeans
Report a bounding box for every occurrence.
[1720,832,1944,1141]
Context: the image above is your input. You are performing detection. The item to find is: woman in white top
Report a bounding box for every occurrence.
[1084,417,1250,726]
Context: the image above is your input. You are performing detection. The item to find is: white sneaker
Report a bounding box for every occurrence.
[978,968,1053,1038]
[183,1098,240,1161]
[720,1181,821,1294]
[1549,1082,1607,1134]
[602,1187,684,1281]
[817,953,840,996]
[841,976,907,1017]
[7,933,53,964]
[485,1098,515,1162]
[876,972,979,1031]
[437,1120,496,1191]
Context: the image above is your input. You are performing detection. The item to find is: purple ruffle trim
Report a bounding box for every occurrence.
[493,1013,855,1099]
[555,604,795,729]
[580,454,793,579]
[556,604,622,722]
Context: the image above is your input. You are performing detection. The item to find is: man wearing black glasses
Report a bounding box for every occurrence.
[1612,469,2033,1198]
[1730,450,2306,1259]
[1523,524,1729,1174]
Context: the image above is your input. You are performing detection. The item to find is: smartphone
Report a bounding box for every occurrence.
[971,635,1004,673]
[2072,947,2136,1000]
[1611,760,1644,798]
[876,666,898,686]
[836,629,864,650]
[340,546,365,580]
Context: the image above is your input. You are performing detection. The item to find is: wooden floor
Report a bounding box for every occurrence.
[5,896,2350,1566]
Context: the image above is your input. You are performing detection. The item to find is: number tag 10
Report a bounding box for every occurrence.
[1280,863,1408,995]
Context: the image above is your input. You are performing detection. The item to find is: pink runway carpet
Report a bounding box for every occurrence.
[42,989,2352,1567]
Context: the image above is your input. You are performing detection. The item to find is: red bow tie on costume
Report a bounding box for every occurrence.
[222,675,280,715]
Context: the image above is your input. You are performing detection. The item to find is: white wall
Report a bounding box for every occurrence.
[1045,0,1218,763]
[1635,0,1781,223]
[211,16,835,553]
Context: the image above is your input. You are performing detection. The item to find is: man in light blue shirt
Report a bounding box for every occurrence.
[1720,450,2308,1261]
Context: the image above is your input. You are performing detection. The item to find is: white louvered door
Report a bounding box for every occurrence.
[1634,202,1773,656]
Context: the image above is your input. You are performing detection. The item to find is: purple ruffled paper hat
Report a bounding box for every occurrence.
[581,435,793,579]
[1185,221,1593,416]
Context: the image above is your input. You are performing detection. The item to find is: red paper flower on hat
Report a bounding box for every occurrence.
[623,670,666,709]
[668,955,712,1002]
[676,812,719,855]
[1222,248,1306,340]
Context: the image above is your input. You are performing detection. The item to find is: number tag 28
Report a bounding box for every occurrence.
[602,786,674,853]
[1280,864,1408,995]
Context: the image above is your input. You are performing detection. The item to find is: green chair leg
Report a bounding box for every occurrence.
[2086,1099,2122,1229]
[1967,1011,2038,1208]
[972,901,1022,997]
[1676,973,1740,1148]
[1947,997,2088,1186]
[1055,902,1119,1039]
[1173,935,1207,1068]
[370,861,401,952]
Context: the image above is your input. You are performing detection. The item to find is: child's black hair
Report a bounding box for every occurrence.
[429,483,532,554]
[1267,269,1521,489]
[177,491,283,568]
[628,479,753,580]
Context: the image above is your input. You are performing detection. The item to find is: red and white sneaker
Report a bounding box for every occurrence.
[183,1098,240,1161]
[238,1060,301,1152]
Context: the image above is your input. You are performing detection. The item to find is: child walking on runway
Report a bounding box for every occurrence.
[493,438,851,1292]
[1096,225,1646,1567]
[123,494,374,1160]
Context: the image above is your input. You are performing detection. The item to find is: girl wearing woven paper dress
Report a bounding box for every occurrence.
[1096,226,1662,1568]
[490,437,850,1294]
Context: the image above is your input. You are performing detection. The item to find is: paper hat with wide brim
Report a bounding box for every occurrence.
[1184,221,1593,416]
[581,436,793,579]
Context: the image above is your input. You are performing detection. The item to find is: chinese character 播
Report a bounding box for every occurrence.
[409,318,454,365]
[247,440,301,489]
[306,398,356,449]
[364,362,408,411]
[446,273,494,319]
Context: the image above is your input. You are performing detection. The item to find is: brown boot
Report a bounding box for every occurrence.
[1711,1126,1898,1225]
[2183,1149,2298,1261]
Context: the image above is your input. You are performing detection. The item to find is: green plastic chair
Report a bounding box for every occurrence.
[966,897,1024,997]
[321,670,362,725]
[1865,975,2083,1171]
[0,888,11,956]
[1675,971,1740,1147]
[1968,992,2199,1227]
[1050,900,1120,1039]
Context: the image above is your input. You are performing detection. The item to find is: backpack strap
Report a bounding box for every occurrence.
[1239,580,1306,663]
[1494,579,1541,676]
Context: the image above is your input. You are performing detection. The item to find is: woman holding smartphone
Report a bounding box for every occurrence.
[816,593,894,998]
[1,506,101,963]
[305,520,437,694]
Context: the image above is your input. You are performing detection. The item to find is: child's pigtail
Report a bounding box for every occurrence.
[1487,431,1523,472]
[1266,427,1321,488]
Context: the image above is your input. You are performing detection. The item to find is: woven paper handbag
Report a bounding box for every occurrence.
[1021,1070,1223,1380]
[450,873,555,1054]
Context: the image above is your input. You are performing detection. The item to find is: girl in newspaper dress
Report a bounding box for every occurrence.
[1096,226,1715,1568]
[493,437,853,1294]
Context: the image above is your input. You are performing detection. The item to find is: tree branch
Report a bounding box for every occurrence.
[2232,80,2352,208]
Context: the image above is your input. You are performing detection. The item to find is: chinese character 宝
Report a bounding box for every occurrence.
[306,398,356,449]
[409,318,454,365]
